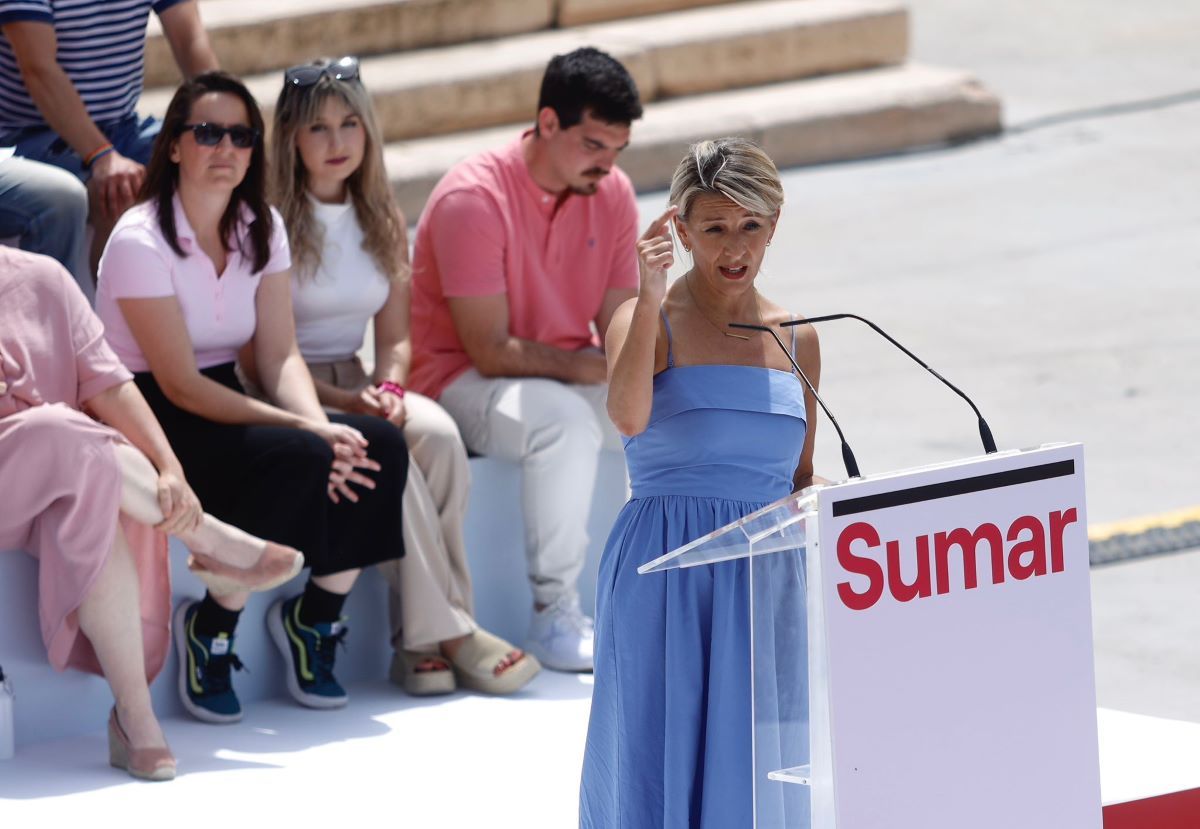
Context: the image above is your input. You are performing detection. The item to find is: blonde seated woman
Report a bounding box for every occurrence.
[0,247,300,781]
[248,57,539,695]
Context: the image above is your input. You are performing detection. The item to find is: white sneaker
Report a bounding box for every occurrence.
[526,594,594,672]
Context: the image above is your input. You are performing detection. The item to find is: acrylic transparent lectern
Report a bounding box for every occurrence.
[638,444,1102,829]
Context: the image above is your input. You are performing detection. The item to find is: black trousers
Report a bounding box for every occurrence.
[135,363,406,576]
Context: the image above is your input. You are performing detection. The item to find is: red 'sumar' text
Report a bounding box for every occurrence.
[836,508,1079,611]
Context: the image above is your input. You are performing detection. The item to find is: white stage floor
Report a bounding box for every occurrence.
[5,671,1200,827]
[0,671,594,827]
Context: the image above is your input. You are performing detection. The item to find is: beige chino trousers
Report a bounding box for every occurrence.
[296,358,477,652]
[438,367,624,608]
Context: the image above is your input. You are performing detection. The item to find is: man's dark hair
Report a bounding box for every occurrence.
[140,71,273,273]
[537,47,643,130]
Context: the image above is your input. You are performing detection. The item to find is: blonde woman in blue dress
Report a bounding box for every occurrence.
[257,58,539,695]
[580,138,819,827]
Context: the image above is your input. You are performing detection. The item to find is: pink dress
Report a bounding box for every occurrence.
[0,248,170,680]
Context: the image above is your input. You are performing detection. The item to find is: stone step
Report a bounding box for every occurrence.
[383,63,1002,219]
[142,0,910,144]
[144,0,557,87]
[557,0,747,27]
[145,0,751,87]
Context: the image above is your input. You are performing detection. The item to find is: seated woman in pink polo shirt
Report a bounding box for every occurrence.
[260,57,539,696]
[96,71,409,722]
[0,247,302,781]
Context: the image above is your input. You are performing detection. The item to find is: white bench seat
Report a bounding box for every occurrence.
[0,453,625,749]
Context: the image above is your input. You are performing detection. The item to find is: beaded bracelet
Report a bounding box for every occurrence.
[378,380,406,398]
[83,142,115,169]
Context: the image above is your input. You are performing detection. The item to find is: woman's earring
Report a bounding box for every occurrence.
[683,245,691,252]
[767,240,772,247]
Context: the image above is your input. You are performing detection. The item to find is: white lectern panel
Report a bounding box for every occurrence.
[814,443,1100,828]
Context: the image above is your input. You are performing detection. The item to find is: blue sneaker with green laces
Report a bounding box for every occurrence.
[173,600,244,723]
[268,594,349,708]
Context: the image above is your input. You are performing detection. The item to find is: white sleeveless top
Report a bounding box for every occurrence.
[291,197,391,363]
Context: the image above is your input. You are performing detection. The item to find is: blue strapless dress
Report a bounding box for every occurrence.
[580,331,808,829]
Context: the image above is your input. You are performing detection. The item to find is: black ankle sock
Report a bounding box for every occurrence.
[193,593,242,638]
[298,580,347,626]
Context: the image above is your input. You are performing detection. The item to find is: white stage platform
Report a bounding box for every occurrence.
[0,671,594,827]
[1098,709,1200,827]
[3,674,1199,828]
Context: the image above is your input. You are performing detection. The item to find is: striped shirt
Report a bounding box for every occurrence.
[0,0,184,130]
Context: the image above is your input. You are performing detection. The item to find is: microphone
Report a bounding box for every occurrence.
[728,322,862,480]
[779,313,998,455]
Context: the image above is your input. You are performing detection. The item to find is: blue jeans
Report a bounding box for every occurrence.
[0,155,91,302]
[0,113,163,181]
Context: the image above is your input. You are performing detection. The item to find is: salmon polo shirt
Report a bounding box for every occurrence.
[95,195,290,373]
[408,133,641,399]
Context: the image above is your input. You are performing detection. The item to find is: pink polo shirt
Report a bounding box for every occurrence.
[95,195,290,373]
[408,133,640,399]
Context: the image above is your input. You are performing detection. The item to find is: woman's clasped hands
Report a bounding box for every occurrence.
[340,384,408,427]
[308,419,380,504]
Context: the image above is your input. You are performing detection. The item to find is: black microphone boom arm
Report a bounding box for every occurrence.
[779,313,998,455]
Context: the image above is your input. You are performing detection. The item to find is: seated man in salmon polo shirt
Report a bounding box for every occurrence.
[407,47,643,672]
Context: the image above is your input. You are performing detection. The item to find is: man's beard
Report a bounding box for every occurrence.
[568,168,608,196]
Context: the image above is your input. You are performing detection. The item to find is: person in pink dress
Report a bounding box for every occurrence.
[0,246,301,780]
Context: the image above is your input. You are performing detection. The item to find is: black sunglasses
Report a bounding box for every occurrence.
[284,56,360,88]
[178,122,260,149]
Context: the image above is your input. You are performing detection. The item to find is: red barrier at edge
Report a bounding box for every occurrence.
[1103,787,1200,828]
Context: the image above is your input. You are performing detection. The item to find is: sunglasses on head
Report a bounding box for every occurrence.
[284,56,360,88]
[178,122,260,148]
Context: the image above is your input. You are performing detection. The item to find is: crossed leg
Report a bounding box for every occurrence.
[113,443,302,591]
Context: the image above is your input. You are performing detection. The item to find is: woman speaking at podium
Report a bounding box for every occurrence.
[580,139,819,827]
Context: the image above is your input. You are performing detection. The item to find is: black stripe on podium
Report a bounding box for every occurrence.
[831,459,1076,517]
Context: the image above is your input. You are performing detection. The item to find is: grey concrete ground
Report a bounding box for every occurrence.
[1092,551,1200,724]
[636,0,1199,722]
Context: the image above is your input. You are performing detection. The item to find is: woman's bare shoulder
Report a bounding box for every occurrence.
[759,295,812,329]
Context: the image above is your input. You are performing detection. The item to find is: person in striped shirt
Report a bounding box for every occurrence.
[0,0,217,272]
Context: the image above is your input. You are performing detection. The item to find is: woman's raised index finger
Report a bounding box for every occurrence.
[641,205,679,241]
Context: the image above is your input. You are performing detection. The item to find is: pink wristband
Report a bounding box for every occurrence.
[378,380,406,398]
